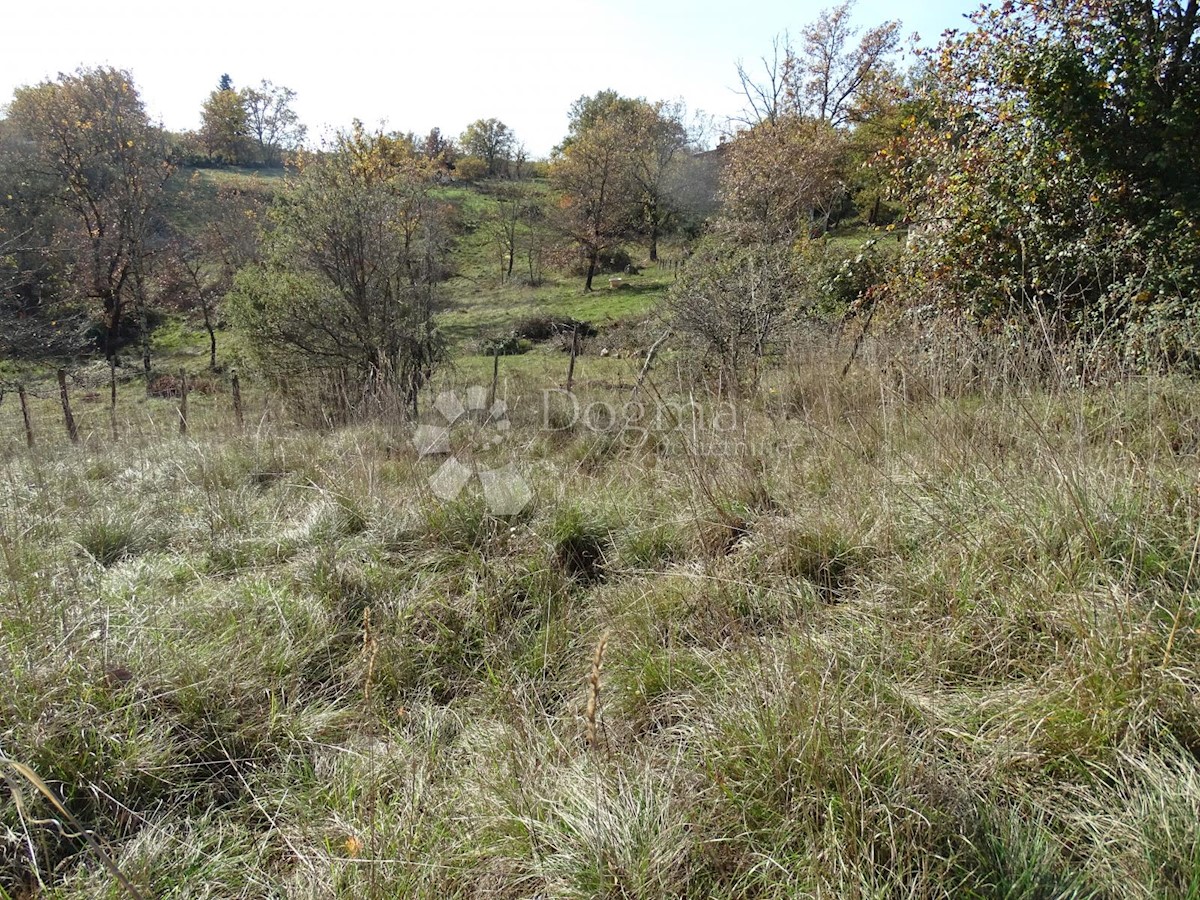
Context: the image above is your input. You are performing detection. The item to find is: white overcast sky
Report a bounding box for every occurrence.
[3,0,978,157]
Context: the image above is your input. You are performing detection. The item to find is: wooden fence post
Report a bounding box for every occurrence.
[231,371,244,432]
[18,384,33,448]
[489,349,500,409]
[178,370,188,436]
[566,325,579,393]
[57,369,78,445]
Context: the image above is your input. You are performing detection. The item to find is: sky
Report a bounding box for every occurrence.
[2,0,980,157]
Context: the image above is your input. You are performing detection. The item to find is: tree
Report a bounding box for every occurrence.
[460,118,514,177]
[735,3,901,128]
[564,90,643,141]
[7,67,173,359]
[486,182,547,281]
[239,80,306,167]
[200,77,249,164]
[735,32,793,126]
[0,118,62,316]
[551,109,638,291]
[719,116,846,241]
[884,0,1200,365]
[626,100,694,261]
[161,179,266,369]
[229,124,448,415]
[726,3,903,235]
[789,1,902,126]
[421,127,457,175]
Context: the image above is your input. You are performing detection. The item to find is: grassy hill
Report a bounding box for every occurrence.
[4,169,1199,898]
[2,334,1199,895]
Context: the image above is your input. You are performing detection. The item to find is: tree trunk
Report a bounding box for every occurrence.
[584,250,598,292]
[136,294,151,373]
[104,294,122,361]
[648,203,659,262]
[202,301,217,370]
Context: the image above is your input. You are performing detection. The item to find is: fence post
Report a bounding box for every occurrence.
[57,369,78,445]
[231,371,244,432]
[489,348,500,409]
[18,384,33,448]
[178,370,189,436]
[566,325,579,393]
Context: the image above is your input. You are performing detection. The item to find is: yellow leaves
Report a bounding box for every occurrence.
[342,835,363,857]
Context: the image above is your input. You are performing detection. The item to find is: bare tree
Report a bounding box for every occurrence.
[734,32,793,127]
[160,183,265,369]
[668,237,801,393]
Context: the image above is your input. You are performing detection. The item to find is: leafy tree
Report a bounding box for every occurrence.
[736,3,901,128]
[719,116,846,241]
[239,80,306,167]
[6,67,173,359]
[460,118,514,177]
[229,124,448,415]
[551,108,638,291]
[0,119,62,316]
[454,155,488,182]
[626,100,694,261]
[884,0,1200,365]
[552,90,699,276]
[788,0,902,126]
[421,127,457,175]
[200,78,249,164]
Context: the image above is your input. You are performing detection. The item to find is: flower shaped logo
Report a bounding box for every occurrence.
[412,386,532,515]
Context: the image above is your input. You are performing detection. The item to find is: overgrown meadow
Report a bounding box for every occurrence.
[3,336,1199,898]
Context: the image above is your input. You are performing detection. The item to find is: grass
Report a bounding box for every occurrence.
[2,330,1199,896]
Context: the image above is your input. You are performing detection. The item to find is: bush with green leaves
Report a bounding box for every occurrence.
[886,0,1200,370]
[228,124,448,419]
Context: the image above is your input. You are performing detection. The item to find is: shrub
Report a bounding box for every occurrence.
[667,235,801,391]
[228,127,449,421]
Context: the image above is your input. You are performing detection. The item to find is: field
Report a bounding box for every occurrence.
[3,323,1200,896]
